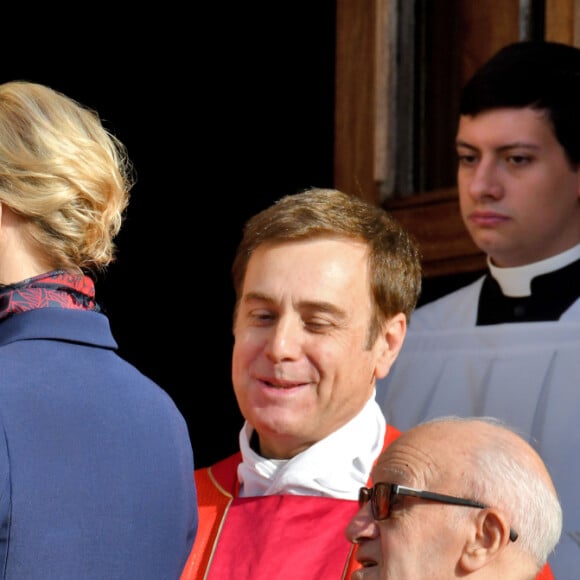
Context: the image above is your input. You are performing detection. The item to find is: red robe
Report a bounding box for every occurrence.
[181,425,401,579]
[182,425,554,580]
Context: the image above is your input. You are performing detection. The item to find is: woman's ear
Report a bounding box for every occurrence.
[374,312,407,379]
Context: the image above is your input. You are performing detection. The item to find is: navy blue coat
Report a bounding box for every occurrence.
[0,308,197,579]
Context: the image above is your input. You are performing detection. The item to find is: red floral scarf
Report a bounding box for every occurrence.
[0,270,99,321]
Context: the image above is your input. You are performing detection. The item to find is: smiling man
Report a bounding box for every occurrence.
[180,187,422,579]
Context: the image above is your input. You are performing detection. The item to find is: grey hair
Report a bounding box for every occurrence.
[423,415,562,568]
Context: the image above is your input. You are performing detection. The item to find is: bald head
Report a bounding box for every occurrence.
[385,417,557,495]
[348,416,562,579]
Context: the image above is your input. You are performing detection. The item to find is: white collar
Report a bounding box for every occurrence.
[488,244,580,297]
[237,393,386,499]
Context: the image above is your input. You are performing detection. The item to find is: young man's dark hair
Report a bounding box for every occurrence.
[460,40,580,166]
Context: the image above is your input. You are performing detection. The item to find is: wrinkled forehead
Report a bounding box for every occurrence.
[372,423,469,488]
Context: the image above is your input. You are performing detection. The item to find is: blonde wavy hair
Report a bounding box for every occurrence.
[0,80,134,275]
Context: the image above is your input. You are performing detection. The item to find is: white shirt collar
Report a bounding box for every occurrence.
[488,243,580,297]
[237,392,386,500]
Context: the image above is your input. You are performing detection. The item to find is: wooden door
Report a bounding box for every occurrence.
[335,0,580,277]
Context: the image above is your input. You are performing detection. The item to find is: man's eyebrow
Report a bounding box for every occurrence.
[299,300,346,318]
[455,139,541,152]
[242,292,346,318]
[242,291,273,304]
[497,142,541,152]
[455,139,477,150]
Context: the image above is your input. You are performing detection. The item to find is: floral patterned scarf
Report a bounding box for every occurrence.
[0,270,100,321]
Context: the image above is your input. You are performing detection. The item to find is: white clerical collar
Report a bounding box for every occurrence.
[488,244,580,297]
[237,392,386,499]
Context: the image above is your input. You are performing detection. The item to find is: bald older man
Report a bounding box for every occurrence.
[346,416,562,580]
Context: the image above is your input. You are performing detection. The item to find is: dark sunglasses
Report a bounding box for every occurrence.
[359,482,518,542]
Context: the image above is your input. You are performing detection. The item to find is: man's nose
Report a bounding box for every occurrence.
[467,159,504,200]
[345,505,379,544]
[264,315,303,361]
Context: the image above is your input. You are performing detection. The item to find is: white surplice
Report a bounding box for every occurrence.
[376,265,580,579]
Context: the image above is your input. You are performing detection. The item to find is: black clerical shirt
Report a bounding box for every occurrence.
[477,258,580,324]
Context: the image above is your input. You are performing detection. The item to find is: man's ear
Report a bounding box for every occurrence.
[459,509,512,573]
[374,312,406,379]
